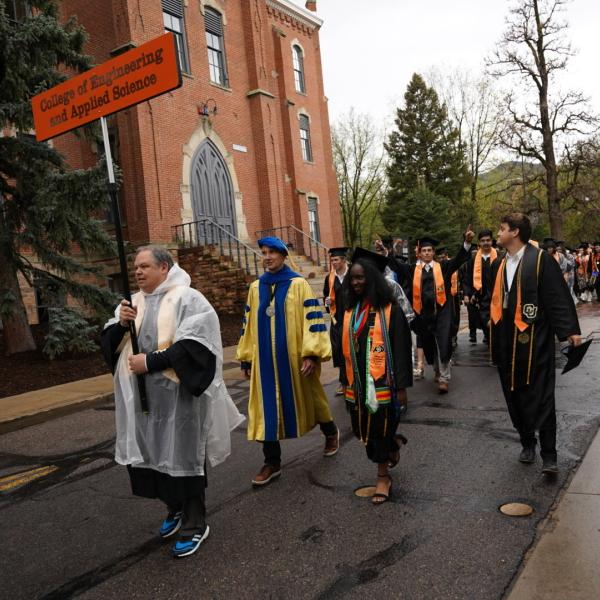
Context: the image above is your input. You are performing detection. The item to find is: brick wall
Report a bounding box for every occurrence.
[54,0,342,247]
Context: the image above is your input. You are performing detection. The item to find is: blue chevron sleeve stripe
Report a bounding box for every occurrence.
[303,299,319,307]
[306,311,324,320]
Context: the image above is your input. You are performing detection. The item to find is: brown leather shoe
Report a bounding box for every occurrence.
[323,428,340,457]
[251,464,281,486]
[438,382,449,394]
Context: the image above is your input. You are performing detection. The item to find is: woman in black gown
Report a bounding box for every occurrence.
[340,249,413,504]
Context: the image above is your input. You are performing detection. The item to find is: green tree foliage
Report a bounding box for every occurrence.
[43,307,98,359]
[395,187,462,255]
[383,73,469,234]
[0,0,116,355]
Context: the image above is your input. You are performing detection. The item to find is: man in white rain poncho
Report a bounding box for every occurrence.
[101,246,244,558]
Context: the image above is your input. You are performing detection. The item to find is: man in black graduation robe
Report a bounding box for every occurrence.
[386,227,475,393]
[490,214,581,474]
[462,229,497,345]
[323,247,349,395]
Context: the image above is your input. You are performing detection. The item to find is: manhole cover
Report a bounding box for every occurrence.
[499,502,534,517]
[354,485,376,498]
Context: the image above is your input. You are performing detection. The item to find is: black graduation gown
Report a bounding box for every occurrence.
[393,246,470,364]
[463,252,495,330]
[100,323,216,504]
[340,305,413,464]
[323,272,346,368]
[489,246,580,453]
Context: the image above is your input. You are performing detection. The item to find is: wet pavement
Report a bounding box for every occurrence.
[1,305,599,599]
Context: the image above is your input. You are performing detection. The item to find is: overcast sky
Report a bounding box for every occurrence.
[301,0,600,128]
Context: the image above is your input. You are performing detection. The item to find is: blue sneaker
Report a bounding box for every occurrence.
[159,511,182,539]
[171,526,210,558]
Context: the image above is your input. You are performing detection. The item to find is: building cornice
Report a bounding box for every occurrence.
[266,0,323,29]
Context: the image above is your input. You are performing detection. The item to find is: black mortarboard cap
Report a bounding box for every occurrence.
[417,236,439,249]
[543,237,556,248]
[380,235,393,245]
[593,241,600,246]
[561,339,593,375]
[351,247,389,273]
[579,241,590,249]
[435,246,448,255]
[328,247,349,257]
[555,240,564,246]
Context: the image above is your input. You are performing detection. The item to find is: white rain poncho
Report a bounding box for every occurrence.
[105,264,245,476]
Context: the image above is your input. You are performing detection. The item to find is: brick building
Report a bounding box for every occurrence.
[56,0,342,253]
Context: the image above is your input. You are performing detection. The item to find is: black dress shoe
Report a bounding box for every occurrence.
[519,447,536,464]
[469,335,477,344]
[542,459,559,475]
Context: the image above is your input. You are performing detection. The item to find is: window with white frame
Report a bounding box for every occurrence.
[299,114,313,162]
[307,197,320,242]
[292,45,306,93]
[204,7,229,86]
[162,0,190,74]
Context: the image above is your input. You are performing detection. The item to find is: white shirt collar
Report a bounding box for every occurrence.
[507,245,526,262]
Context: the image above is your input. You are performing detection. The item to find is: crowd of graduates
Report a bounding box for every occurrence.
[102,213,588,558]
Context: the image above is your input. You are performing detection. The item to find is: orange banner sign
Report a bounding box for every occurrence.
[32,33,182,142]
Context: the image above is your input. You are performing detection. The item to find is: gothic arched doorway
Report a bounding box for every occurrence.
[190,138,236,236]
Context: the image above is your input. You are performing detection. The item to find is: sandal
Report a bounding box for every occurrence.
[372,474,392,505]
[388,434,408,468]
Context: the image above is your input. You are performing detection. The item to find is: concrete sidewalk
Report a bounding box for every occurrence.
[0,344,339,432]
[508,430,600,599]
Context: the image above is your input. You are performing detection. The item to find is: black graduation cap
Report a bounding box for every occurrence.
[435,246,448,256]
[561,339,593,374]
[555,240,565,247]
[543,237,557,248]
[417,236,439,249]
[351,247,389,273]
[593,241,600,247]
[579,241,590,249]
[380,235,393,244]
[328,247,349,257]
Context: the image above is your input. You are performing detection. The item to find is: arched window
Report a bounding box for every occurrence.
[299,114,313,162]
[292,45,306,93]
[204,7,229,86]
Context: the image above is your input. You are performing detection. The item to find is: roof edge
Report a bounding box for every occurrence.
[267,0,324,28]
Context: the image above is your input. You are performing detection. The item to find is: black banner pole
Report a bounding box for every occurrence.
[101,117,148,414]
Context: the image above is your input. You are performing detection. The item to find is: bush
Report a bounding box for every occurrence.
[43,308,99,360]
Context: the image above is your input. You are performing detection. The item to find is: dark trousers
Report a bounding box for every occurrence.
[261,421,338,465]
[498,375,557,461]
[128,466,207,535]
[170,493,206,536]
[467,303,479,337]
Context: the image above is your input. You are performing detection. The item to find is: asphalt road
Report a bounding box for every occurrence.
[1,307,599,600]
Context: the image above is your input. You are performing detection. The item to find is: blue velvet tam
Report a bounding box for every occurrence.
[257,236,289,255]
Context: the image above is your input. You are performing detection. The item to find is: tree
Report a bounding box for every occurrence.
[332,110,387,247]
[428,68,505,221]
[395,186,463,255]
[0,1,116,355]
[488,0,598,239]
[383,73,469,233]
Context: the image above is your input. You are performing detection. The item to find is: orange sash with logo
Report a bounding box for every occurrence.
[490,258,527,332]
[473,248,497,291]
[342,304,392,387]
[451,272,458,296]
[412,262,446,314]
[328,270,337,325]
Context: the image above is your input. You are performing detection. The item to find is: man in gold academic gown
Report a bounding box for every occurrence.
[236,237,340,486]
